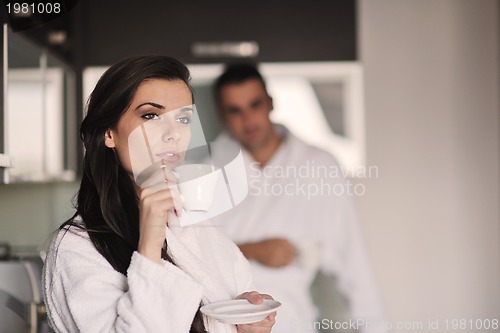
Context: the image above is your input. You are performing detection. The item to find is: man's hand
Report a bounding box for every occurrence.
[235,291,276,333]
[239,238,296,268]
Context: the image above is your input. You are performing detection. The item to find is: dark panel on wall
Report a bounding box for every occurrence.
[11,9,76,66]
[82,0,357,66]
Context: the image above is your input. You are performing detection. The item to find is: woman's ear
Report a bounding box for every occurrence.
[104,129,116,148]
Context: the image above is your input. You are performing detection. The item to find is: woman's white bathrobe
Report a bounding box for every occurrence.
[42,216,254,333]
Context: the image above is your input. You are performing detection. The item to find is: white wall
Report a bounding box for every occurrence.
[358,0,499,330]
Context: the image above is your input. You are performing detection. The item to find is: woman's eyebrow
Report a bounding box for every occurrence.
[179,106,194,112]
[135,102,165,110]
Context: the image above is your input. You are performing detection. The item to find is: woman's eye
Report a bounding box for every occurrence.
[141,113,160,120]
[177,116,192,125]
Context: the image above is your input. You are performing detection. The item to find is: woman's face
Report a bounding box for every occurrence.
[105,79,193,180]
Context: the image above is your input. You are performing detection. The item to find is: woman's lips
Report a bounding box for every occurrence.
[156,151,179,162]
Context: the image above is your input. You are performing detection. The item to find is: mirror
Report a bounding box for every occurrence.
[3,28,76,183]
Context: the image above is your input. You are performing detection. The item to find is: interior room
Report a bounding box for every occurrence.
[0,0,498,332]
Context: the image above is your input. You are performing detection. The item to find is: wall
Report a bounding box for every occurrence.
[358,0,500,330]
[0,181,79,250]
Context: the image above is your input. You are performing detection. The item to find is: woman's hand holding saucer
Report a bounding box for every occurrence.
[235,291,277,333]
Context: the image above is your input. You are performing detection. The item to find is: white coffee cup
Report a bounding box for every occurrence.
[175,164,220,213]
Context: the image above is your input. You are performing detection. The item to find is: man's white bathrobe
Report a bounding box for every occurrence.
[211,125,386,333]
[43,216,253,333]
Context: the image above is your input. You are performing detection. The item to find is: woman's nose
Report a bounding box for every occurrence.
[161,126,180,142]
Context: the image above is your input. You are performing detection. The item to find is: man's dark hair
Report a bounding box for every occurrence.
[214,63,268,104]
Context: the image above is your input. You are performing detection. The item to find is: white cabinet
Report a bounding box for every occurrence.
[1,24,76,183]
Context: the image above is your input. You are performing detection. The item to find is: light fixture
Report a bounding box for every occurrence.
[191,41,259,58]
[47,30,67,45]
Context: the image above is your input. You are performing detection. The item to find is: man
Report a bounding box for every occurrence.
[211,64,386,333]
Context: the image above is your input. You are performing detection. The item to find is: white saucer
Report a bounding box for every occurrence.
[200,299,281,325]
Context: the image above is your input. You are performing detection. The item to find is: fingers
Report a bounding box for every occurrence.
[156,168,183,216]
[283,239,296,254]
[163,167,179,183]
[137,163,179,189]
[266,312,277,321]
[137,168,186,263]
[140,168,183,218]
[236,291,264,304]
[260,293,274,300]
[258,239,296,267]
[167,183,184,217]
[237,313,276,332]
[280,241,296,265]
[140,168,178,195]
[140,190,176,217]
[274,239,296,258]
[235,292,277,332]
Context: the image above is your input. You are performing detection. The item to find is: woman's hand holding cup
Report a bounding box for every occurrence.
[137,168,183,263]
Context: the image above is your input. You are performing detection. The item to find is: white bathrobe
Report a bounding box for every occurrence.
[43,216,253,333]
[211,125,386,333]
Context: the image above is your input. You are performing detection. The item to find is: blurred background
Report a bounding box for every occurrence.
[0,0,498,332]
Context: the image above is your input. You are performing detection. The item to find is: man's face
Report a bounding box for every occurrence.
[218,78,274,151]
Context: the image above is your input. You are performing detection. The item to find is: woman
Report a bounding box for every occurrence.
[42,55,276,333]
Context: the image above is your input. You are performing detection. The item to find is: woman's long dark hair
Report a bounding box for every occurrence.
[62,55,206,333]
